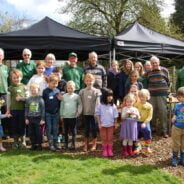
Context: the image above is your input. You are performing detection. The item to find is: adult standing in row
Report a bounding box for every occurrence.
[62,52,84,93]
[176,66,184,90]
[16,48,36,85]
[146,56,170,138]
[118,59,134,101]
[84,51,107,90]
[44,53,57,76]
[107,60,119,104]
[0,48,9,101]
[0,48,9,136]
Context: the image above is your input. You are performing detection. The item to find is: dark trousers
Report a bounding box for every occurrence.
[28,117,42,145]
[10,110,25,137]
[0,93,9,136]
[64,118,77,145]
[137,121,152,140]
[84,115,97,139]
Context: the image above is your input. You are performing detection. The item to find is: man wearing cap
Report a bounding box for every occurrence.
[84,51,107,89]
[62,52,84,93]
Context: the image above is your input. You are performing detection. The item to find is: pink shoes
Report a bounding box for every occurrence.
[107,144,114,157]
[102,144,114,157]
[122,146,129,156]
[122,145,134,156]
[102,144,108,157]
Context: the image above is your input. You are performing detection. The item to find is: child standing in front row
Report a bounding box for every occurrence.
[25,83,45,151]
[171,87,184,167]
[0,98,11,152]
[95,89,118,157]
[43,75,61,151]
[60,81,82,150]
[134,89,153,155]
[52,67,67,143]
[80,74,101,152]
[120,94,140,156]
[7,69,27,149]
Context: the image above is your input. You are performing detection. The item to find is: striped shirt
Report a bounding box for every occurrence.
[84,64,107,89]
[146,66,170,96]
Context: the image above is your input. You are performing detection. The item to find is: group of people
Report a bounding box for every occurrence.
[0,47,184,167]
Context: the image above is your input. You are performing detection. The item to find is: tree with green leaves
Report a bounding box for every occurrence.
[0,12,14,33]
[172,0,184,34]
[59,0,170,37]
[0,12,30,33]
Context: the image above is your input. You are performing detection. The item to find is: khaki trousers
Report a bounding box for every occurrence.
[171,125,184,152]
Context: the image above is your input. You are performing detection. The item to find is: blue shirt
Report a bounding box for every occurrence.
[42,87,60,114]
[44,66,56,76]
[174,103,184,129]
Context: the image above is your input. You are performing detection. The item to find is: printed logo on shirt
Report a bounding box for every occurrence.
[17,89,22,93]
[29,101,39,112]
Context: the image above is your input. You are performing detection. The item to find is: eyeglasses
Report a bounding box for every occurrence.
[23,54,30,56]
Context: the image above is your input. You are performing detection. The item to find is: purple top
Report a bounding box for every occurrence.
[108,68,119,75]
[95,103,118,127]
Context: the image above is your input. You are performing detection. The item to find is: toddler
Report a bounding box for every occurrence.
[134,89,153,155]
[120,94,140,156]
[0,98,11,152]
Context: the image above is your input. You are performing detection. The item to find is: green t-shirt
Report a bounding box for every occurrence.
[0,64,9,93]
[176,67,184,90]
[16,61,36,84]
[62,65,84,91]
[8,83,26,110]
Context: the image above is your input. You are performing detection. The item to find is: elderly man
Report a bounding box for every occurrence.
[146,56,170,138]
[62,52,84,93]
[16,48,36,85]
[84,51,107,89]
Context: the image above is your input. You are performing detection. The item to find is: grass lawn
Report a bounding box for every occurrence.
[0,150,182,184]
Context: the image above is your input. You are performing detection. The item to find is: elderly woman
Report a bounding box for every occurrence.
[44,53,57,76]
[16,48,36,85]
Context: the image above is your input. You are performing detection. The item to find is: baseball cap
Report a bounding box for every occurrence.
[68,52,77,57]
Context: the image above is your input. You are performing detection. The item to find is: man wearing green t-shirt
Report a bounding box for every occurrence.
[62,52,84,93]
[16,48,36,85]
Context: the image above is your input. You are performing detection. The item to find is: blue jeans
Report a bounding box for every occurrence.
[45,112,59,141]
[137,121,152,140]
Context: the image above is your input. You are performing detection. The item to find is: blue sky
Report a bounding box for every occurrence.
[1,0,69,24]
[1,0,175,26]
